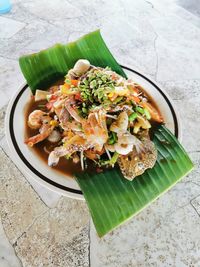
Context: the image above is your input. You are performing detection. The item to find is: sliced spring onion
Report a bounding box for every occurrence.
[128,112,138,122]
[112,132,117,142]
[108,132,117,145]
[135,106,144,114]
[113,96,123,104]
[108,138,115,145]
[101,152,119,166]
[82,107,88,114]
[110,152,119,164]
[90,80,97,88]
[144,108,151,120]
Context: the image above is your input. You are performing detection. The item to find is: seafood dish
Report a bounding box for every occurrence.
[18,30,193,237]
[25,59,163,180]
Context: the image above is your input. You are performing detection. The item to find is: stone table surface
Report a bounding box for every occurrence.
[0,0,200,266]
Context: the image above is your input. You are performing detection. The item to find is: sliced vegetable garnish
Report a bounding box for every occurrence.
[135,106,144,114]
[128,112,138,122]
[101,151,119,166]
[144,108,151,120]
[108,131,117,145]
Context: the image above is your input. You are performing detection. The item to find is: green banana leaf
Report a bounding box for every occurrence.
[19,30,193,237]
[76,125,193,236]
[19,30,126,93]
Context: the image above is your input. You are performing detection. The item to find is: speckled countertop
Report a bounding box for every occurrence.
[0,0,200,266]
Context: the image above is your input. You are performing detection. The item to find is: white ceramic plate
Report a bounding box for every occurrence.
[5,66,181,200]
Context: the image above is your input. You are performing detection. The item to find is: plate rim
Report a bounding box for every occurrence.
[5,66,182,199]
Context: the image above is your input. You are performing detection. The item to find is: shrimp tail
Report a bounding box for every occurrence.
[25,126,54,146]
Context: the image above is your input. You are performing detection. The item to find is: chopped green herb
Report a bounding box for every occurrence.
[128,112,138,122]
[112,132,117,142]
[108,138,115,145]
[101,152,119,166]
[113,96,124,104]
[98,80,103,85]
[83,79,89,86]
[79,69,116,104]
[90,80,97,88]
[110,152,119,164]
[101,75,107,82]
[82,107,88,114]
[136,106,144,114]
[108,131,117,145]
[144,108,151,120]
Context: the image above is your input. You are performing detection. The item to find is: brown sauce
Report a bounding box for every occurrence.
[24,80,163,177]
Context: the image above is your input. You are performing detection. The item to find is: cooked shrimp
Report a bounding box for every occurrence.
[28,110,47,129]
[83,111,108,152]
[110,111,128,134]
[25,124,54,147]
[25,112,54,146]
